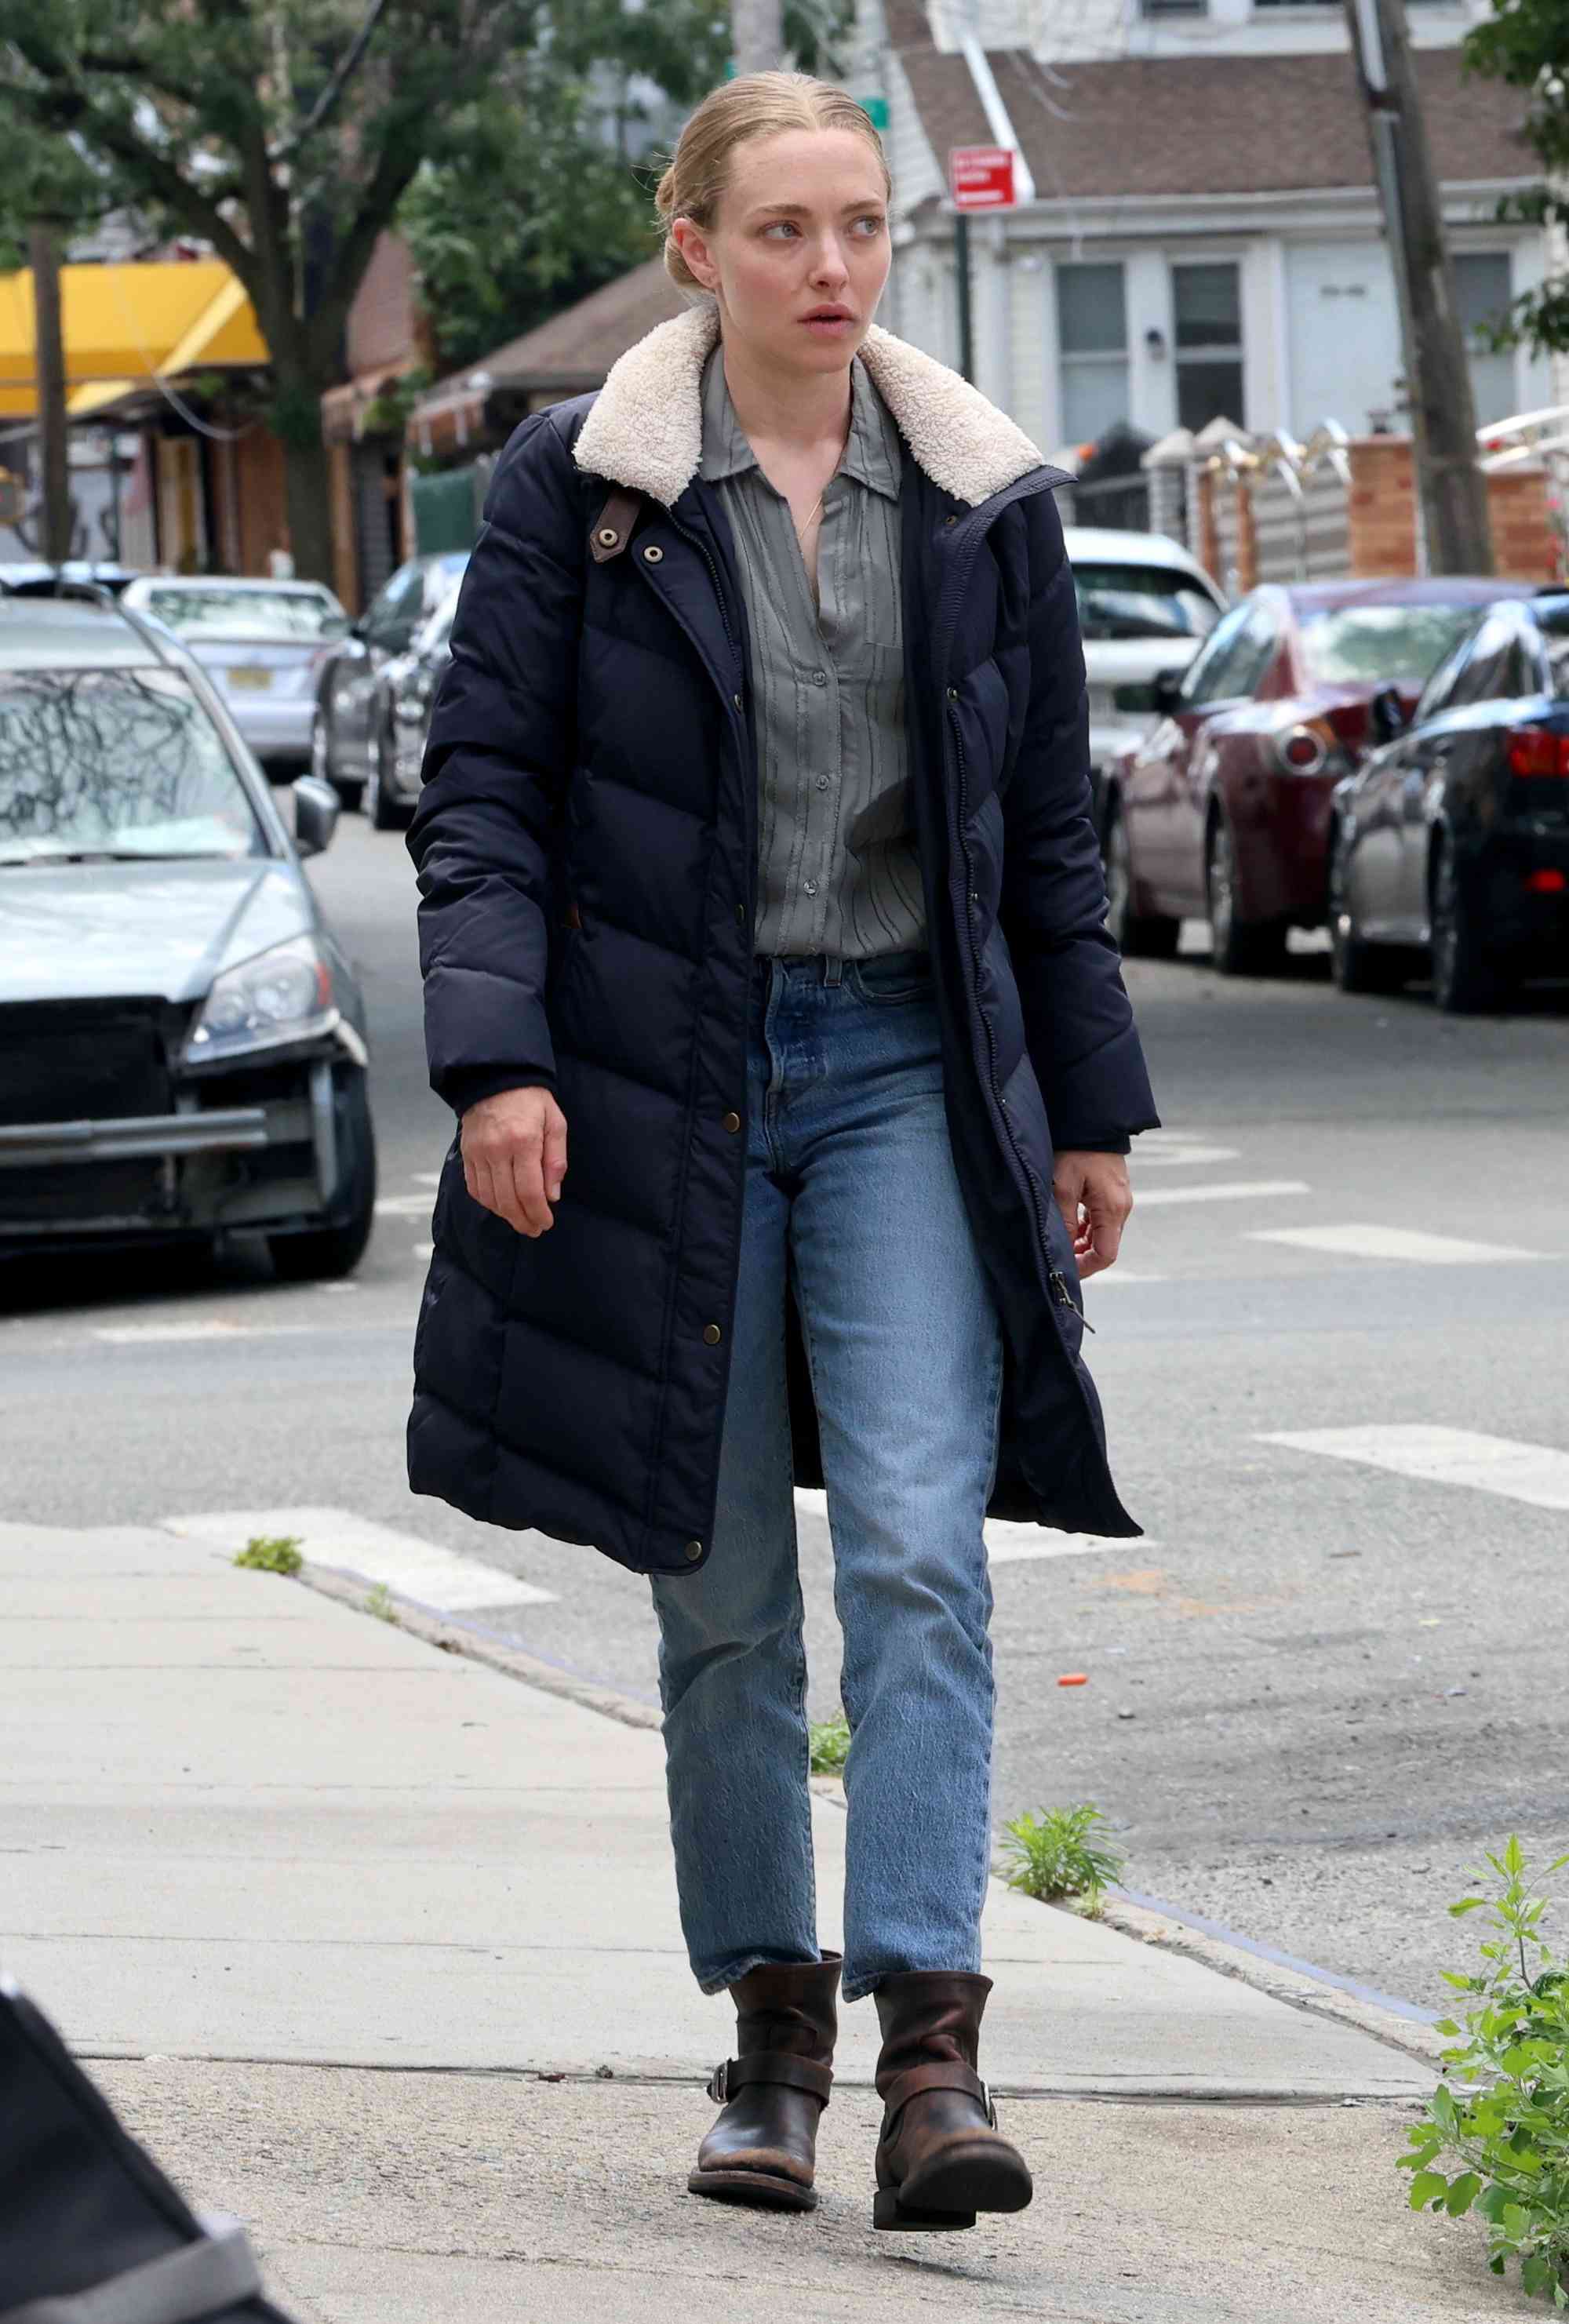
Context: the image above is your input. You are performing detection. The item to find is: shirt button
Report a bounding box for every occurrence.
[703,1322,723,1344]
[684,1540,703,1562]
[812,670,828,686]
[803,879,818,897]
[722,1111,741,1133]
[816,776,830,791]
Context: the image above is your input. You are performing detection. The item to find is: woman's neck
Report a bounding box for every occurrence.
[719,333,853,456]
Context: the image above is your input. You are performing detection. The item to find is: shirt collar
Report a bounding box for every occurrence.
[698,347,904,501]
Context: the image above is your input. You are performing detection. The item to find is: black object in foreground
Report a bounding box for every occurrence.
[0,1977,297,2322]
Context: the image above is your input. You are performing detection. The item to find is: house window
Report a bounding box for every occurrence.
[1173,261,1244,432]
[1058,263,1130,448]
[1454,251,1517,427]
[1141,0,1206,13]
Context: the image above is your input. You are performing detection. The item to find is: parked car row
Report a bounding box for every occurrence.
[0,591,377,1275]
[1099,575,1569,1011]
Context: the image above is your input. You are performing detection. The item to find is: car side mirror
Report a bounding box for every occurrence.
[1150,667,1185,713]
[291,774,340,858]
[1369,684,1408,744]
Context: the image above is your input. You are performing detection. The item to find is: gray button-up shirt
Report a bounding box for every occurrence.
[699,347,926,958]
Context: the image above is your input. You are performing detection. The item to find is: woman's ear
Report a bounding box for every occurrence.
[670,216,721,295]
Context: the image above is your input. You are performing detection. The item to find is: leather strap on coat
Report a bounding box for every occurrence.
[589,488,644,562]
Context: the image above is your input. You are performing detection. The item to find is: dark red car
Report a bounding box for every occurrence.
[1102,579,1504,973]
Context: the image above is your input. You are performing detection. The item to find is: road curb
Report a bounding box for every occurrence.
[294,1561,1444,2078]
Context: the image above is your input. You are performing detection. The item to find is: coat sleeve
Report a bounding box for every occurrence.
[998,485,1160,1151]
[406,411,584,1115]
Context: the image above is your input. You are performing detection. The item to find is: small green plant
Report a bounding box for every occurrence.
[364,1582,399,1624]
[998,1803,1126,1915]
[232,1534,303,1576]
[1400,1835,1569,2306]
[808,1711,851,1776]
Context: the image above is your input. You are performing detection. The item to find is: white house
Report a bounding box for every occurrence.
[854,0,1564,470]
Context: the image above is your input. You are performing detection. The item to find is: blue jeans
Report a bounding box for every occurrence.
[650,951,1006,2006]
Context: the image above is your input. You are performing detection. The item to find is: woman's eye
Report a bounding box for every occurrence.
[854,216,886,236]
[763,221,799,239]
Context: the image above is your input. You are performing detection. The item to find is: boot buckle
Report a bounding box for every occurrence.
[707,2059,730,2104]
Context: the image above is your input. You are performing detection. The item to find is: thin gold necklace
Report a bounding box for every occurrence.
[800,400,854,537]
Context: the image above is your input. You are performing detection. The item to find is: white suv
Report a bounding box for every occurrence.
[1065,526,1229,832]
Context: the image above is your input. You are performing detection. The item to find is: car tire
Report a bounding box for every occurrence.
[1327,820,1407,995]
[1207,813,1287,977]
[1429,840,1510,1015]
[268,1073,377,1282]
[1104,803,1180,960]
[311,705,363,816]
[366,726,410,832]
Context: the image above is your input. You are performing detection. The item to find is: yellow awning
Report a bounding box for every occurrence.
[0,260,268,420]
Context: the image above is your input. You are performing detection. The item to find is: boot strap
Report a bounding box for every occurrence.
[880,2060,996,2129]
[707,2049,833,2108]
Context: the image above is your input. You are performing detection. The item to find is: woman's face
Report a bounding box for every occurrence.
[672,128,891,378]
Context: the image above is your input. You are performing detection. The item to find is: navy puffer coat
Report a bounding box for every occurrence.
[407,304,1159,1577]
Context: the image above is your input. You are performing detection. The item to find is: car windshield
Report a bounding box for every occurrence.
[141,586,346,642]
[0,666,266,864]
[1535,601,1569,696]
[1296,602,1483,688]
[1072,563,1221,643]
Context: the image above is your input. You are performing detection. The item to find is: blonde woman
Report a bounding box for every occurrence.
[407,72,1157,2234]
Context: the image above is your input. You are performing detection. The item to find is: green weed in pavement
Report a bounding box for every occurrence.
[998,1803,1125,1916]
[808,1711,851,1775]
[233,1534,303,1576]
[1401,1835,1569,2307]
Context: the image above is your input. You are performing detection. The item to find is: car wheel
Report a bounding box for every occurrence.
[268,1074,377,1282]
[1327,820,1406,995]
[1104,804,1180,960]
[1429,842,1509,1015]
[1207,813,1286,977]
[367,726,409,832]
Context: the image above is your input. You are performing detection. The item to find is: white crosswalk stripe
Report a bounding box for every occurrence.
[162,1507,558,1609]
[791,1487,1141,1564]
[1247,1224,1542,1266]
[1134,1179,1311,1209]
[1259,1425,1569,1514]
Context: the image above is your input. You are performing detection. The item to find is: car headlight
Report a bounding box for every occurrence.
[187,935,336,1061]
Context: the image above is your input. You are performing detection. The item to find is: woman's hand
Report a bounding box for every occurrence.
[1052,1151,1132,1281]
[461,1086,568,1237]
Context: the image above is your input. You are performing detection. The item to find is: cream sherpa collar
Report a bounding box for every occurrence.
[572,300,1055,511]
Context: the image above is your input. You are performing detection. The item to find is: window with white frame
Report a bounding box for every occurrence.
[1140,0,1206,13]
[1057,262,1130,449]
[1453,252,1518,427]
[1172,261,1244,433]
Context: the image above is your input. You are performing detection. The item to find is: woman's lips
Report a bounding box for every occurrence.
[803,312,854,334]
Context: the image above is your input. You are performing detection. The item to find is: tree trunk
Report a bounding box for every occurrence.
[280,429,337,587]
[27,223,73,567]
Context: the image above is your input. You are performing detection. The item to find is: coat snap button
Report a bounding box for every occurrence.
[945,514,958,527]
[643,544,664,563]
[703,1322,723,1344]
[722,1111,741,1133]
[735,902,747,926]
[946,686,959,701]
[684,1540,703,1562]
[733,691,743,710]
[596,527,619,549]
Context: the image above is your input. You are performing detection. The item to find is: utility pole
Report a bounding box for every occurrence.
[731,0,784,75]
[1343,0,1493,573]
[27,222,72,568]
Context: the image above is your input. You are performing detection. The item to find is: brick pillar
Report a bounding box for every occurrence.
[1487,467,1560,582]
[1348,437,1418,578]
[1194,464,1221,590]
[1233,475,1258,592]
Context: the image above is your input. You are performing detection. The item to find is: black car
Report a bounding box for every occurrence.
[359,578,461,830]
[0,596,377,1275]
[309,550,468,813]
[1328,590,1569,1011]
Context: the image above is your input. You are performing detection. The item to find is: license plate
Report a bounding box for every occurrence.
[228,666,271,691]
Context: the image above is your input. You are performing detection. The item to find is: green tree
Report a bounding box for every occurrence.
[1463,0,1569,356]
[1,1,589,581]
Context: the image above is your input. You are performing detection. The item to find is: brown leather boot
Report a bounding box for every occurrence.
[688,1952,841,2211]
[871,1970,1033,2231]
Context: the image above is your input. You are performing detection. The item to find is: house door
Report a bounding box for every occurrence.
[1285,242,1403,434]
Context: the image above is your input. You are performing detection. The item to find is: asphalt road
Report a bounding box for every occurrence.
[4,806,1567,2018]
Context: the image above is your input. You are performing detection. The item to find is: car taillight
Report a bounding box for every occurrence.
[1273,714,1352,777]
[1506,725,1569,777]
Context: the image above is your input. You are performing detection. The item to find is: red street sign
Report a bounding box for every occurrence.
[949,146,1016,211]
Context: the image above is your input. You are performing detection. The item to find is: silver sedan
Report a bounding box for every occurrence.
[118,576,350,776]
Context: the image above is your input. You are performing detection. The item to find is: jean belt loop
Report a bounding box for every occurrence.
[822,955,843,988]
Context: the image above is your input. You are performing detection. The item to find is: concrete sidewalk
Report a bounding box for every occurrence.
[0,1519,1500,2322]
